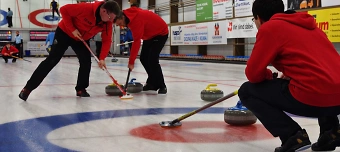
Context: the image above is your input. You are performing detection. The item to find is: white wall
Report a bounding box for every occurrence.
[178,5,196,22]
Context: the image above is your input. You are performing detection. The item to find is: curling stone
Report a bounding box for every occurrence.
[224,100,257,126]
[200,84,224,101]
[127,78,143,93]
[111,58,118,62]
[105,84,124,96]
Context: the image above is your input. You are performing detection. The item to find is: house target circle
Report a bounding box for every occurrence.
[28,9,58,28]
[0,10,8,26]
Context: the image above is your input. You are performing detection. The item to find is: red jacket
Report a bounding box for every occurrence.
[59,1,113,60]
[123,7,169,65]
[1,45,19,55]
[246,12,340,107]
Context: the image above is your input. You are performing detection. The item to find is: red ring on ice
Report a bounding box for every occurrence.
[130,121,273,143]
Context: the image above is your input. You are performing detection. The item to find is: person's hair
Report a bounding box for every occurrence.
[114,12,124,22]
[252,0,284,22]
[6,42,11,45]
[102,0,121,16]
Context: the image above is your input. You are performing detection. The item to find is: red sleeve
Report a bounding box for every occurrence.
[99,22,113,60]
[245,28,280,83]
[59,4,83,33]
[11,46,19,53]
[1,47,5,55]
[128,20,144,65]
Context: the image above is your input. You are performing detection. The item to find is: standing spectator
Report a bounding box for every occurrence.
[6,8,13,28]
[45,30,55,53]
[93,32,102,58]
[50,0,61,19]
[14,31,23,58]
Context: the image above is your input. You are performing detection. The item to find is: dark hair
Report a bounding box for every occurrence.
[252,0,284,22]
[102,0,121,16]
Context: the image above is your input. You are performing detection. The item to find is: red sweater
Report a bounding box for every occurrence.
[59,2,113,60]
[246,12,340,107]
[1,46,19,55]
[123,7,169,65]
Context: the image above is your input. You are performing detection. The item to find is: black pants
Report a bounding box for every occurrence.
[95,41,102,58]
[2,53,18,62]
[52,8,60,18]
[238,79,340,143]
[6,16,12,27]
[15,44,23,58]
[24,27,92,91]
[140,34,168,89]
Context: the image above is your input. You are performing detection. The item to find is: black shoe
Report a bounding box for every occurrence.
[5,60,8,63]
[158,87,167,94]
[19,88,31,101]
[311,126,340,151]
[12,60,16,63]
[76,89,90,97]
[142,84,157,91]
[274,129,311,152]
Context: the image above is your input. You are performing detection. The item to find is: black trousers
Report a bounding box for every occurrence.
[140,34,168,89]
[15,44,23,58]
[6,16,12,27]
[2,53,18,62]
[52,8,60,18]
[24,27,92,91]
[95,41,102,58]
[238,79,340,143]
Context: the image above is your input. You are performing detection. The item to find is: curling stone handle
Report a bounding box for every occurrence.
[129,78,136,83]
[236,100,243,108]
[206,83,218,90]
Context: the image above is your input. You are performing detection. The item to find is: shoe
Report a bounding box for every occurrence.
[142,84,157,91]
[5,60,8,63]
[274,129,311,152]
[158,87,167,94]
[19,88,31,101]
[311,126,340,151]
[12,60,16,63]
[76,89,90,97]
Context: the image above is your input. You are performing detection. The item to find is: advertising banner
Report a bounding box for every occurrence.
[196,0,213,22]
[27,42,48,55]
[207,20,228,44]
[234,0,253,17]
[213,0,234,19]
[308,7,340,42]
[227,17,258,38]
[170,25,184,45]
[183,23,209,45]
[287,0,340,10]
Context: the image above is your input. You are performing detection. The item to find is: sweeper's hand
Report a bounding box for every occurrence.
[128,64,134,71]
[98,60,106,69]
[72,29,82,39]
[10,52,13,55]
[3,53,8,56]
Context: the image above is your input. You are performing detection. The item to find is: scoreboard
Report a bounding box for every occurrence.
[0,30,12,41]
[29,31,50,41]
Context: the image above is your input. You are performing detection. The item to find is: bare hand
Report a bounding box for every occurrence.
[10,52,13,55]
[72,29,82,39]
[4,53,8,56]
[128,64,134,71]
[98,60,106,69]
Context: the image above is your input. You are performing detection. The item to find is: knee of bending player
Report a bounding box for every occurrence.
[238,81,251,103]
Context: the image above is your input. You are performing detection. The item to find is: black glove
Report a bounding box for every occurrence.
[272,72,278,79]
